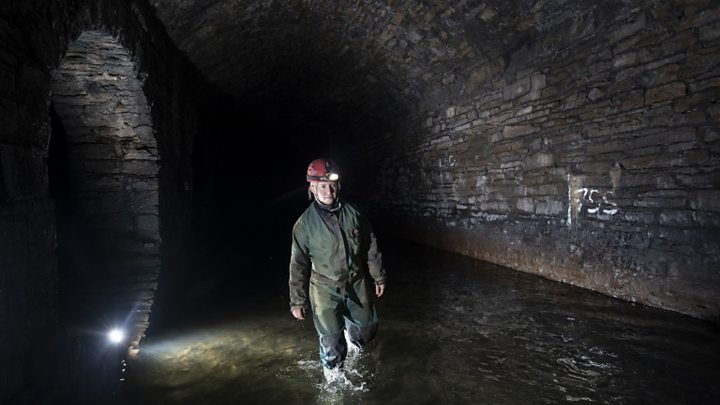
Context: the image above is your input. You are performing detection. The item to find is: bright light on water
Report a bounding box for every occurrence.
[108,328,125,344]
[118,240,720,404]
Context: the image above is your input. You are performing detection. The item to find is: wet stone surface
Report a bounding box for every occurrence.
[119,239,720,404]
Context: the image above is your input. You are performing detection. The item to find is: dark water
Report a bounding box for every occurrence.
[119,239,720,404]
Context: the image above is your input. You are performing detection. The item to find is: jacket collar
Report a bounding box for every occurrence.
[314,198,342,213]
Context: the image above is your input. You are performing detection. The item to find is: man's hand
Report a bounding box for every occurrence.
[291,307,305,320]
[375,282,385,298]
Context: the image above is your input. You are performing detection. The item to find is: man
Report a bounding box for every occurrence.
[289,158,386,376]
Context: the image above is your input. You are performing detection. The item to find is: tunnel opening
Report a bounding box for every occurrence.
[184,95,359,311]
[45,30,162,400]
[176,5,410,316]
[183,89,405,315]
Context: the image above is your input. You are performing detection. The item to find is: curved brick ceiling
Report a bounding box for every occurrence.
[149,0,638,129]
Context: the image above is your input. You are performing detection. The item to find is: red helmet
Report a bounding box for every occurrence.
[306,158,340,182]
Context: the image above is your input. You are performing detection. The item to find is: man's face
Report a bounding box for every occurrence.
[310,181,338,205]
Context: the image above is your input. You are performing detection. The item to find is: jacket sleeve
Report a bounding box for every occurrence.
[365,220,386,285]
[289,218,311,309]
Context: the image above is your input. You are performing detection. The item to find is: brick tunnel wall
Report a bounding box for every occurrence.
[51,30,161,355]
[366,2,720,320]
[0,0,209,400]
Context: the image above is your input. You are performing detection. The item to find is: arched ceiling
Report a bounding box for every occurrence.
[148,0,638,133]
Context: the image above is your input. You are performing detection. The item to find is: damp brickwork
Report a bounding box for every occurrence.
[367,1,720,320]
[0,1,210,401]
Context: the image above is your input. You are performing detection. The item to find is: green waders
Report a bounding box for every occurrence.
[289,200,385,370]
[309,276,378,369]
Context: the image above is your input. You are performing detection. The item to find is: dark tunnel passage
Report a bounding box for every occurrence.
[1,0,720,403]
[157,88,397,327]
[153,6,411,324]
[48,103,78,324]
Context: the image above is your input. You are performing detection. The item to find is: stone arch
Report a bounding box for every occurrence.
[49,30,160,355]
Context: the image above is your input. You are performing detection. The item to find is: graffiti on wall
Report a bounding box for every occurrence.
[574,188,618,216]
[567,174,619,227]
[438,155,457,168]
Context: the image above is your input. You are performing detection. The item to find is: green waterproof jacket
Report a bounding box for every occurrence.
[289,200,385,310]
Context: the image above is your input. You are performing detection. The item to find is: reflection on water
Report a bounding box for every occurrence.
[121,239,720,404]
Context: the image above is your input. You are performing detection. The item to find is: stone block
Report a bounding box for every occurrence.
[688,77,720,94]
[529,74,546,100]
[562,93,586,110]
[502,124,536,139]
[468,58,504,87]
[645,81,686,105]
[523,152,554,170]
[614,49,653,68]
[623,210,656,224]
[639,190,689,199]
[606,78,635,94]
[677,6,720,31]
[634,63,680,88]
[122,145,158,160]
[120,160,159,176]
[503,76,531,101]
[645,105,688,127]
[708,103,720,124]
[536,199,564,216]
[622,154,685,170]
[527,108,550,120]
[587,140,631,155]
[636,128,696,148]
[524,183,564,196]
[516,197,535,213]
[681,46,720,78]
[132,190,159,213]
[658,210,697,227]
[588,87,604,101]
[612,32,646,55]
[661,30,697,55]
[134,124,155,142]
[690,190,720,212]
[132,179,159,191]
[683,111,709,126]
[500,160,522,170]
[576,161,614,173]
[699,19,720,42]
[633,197,688,209]
[693,211,720,227]
[478,201,510,212]
[609,13,647,44]
[673,95,694,113]
[136,214,159,237]
[667,141,698,153]
[391,11,405,25]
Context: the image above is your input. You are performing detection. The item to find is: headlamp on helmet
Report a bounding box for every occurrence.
[306,158,341,183]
